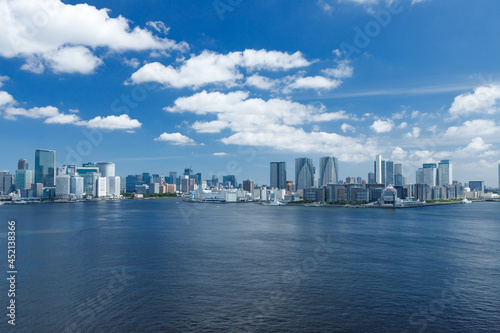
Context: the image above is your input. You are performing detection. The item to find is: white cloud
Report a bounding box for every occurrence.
[128,49,311,89]
[370,119,395,133]
[0,75,9,88]
[122,57,140,68]
[391,147,408,161]
[213,152,229,156]
[398,122,408,129]
[154,132,196,145]
[286,76,341,91]
[341,123,355,133]
[404,127,421,138]
[46,46,103,74]
[0,0,187,74]
[0,91,15,106]
[459,137,491,154]
[321,60,354,79]
[449,85,500,117]
[3,99,141,130]
[85,114,142,130]
[245,74,277,90]
[164,90,375,162]
[444,119,500,140]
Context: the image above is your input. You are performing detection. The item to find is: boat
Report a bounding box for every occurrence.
[461,198,472,204]
[262,197,286,206]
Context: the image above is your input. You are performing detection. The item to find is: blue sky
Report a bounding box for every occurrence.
[1,0,500,186]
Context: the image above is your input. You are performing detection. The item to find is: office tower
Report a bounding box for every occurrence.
[142,173,151,184]
[243,179,254,193]
[469,181,484,193]
[381,160,386,186]
[70,176,84,197]
[18,158,28,170]
[107,176,121,196]
[0,172,14,194]
[152,174,161,183]
[416,168,424,184]
[83,162,95,167]
[15,169,34,190]
[385,161,394,186]
[211,175,219,187]
[223,175,237,188]
[168,172,177,185]
[437,160,452,186]
[394,163,403,186]
[126,175,142,193]
[345,177,355,184]
[96,177,107,197]
[423,164,437,187]
[35,149,56,187]
[183,167,193,176]
[318,156,339,186]
[368,172,376,184]
[195,173,202,185]
[31,183,43,197]
[375,155,383,184]
[95,162,115,178]
[76,166,99,176]
[270,162,287,189]
[84,172,101,196]
[295,157,314,190]
[56,175,71,196]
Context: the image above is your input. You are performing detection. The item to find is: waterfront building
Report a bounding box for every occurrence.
[70,176,84,197]
[96,176,107,197]
[270,162,287,189]
[15,169,34,190]
[223,175,237,188]
[18,158,28,170]
[326,184,345,203]
[375,154,383,184]
[136,184,149,194]
[423,164,437,187]
[295,157,315,190]
[35,149,55,187]
[0,172,14,194]
[243,179,254,193]
[468,181,484,194]
[394,163,403,186]
[95,162,115,178]
[416,168,424,184]
[318,157,338,186]
[31,183,43,197]
[84,172,101,197]
[148,183,160,194]
[367,172,376,184]
[386,161,394,186]
[107,176,121,196]
[437,160,452,186]
[126,175,143,193]
[56,175,71,196]
[142,173,151,184]
[303,187,327,202]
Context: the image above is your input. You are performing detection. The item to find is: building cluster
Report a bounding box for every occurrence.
[0,149,120,200]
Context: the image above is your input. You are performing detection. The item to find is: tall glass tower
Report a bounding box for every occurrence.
[270,162,287,189]
[35,149,55,187]
[319,156,338,186]
[295,157,314,190]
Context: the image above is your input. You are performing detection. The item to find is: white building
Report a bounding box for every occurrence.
[106,176,121,197]
[95,162,115,178]
[96,177,107,197]
[56,175,71,196]
[70,176,84,198]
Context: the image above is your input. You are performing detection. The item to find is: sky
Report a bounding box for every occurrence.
[1,0,500,187]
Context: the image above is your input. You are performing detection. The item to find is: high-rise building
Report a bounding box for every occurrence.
[95,162,115,178]
[385,161,394,186]
[96,177,107,197]
[107,176,121,196]
[319,156,339,186]
[84,172,101,197]
[437,160,452,186]
[394,163,403,186]
[35,149,55,187]
[184,167,193,176]
[56,175,71,196]
[375,155,383,184]
[243,179,254,193]
[15,170,34,190]
[416,168,424,184]
[18,159,28,170]
[295,157,314,190]
[368,172,376,184]
[270,162,287,189]
[0,172,14,194]
[211,175,219,187]
[381,160,386,186]
[423,163,437,187]
[70,176,84,197]
[223,175,237,188]
[469,181,484,193]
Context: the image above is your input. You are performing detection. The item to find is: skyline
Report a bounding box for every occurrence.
[1,1,500,186]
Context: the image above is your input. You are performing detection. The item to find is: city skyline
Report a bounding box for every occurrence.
[1,1,500,186]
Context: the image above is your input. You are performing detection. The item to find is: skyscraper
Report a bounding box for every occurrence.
[416,168,424,184]
[95,162,115,178]
[375,154,382,184]
[15,170,34,190]
[35,149,55,187]
[394,163,403,186]
[270,162,287,189]
[385,161,394,186]
[437,160,452,186]
[319,156,339,186]
[243,179,254,193]
[295,157,314,190]
[423,163,437,187]
[18,158,28,170]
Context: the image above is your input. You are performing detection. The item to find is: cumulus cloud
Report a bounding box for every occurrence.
[286,76,341,92]
[128,49,311,89]
[404,127,421,138]
[370,119,395,133]
[391,147,408,161]
[449,85,500,117]
[85,114,141,130]
[164,90,375,162]
[0,0,187,74]
[245,74,277,90]
[0,91,15,106]
[341,123,355,133]
[0,75,9,88]
[321,60,354,79]
[154,132,196,145]
[444,119,500,140]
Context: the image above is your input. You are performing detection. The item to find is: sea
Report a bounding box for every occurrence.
[0,199,499,332]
